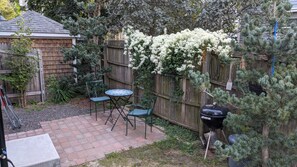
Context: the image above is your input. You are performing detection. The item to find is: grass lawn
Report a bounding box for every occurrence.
[78,118,227,167]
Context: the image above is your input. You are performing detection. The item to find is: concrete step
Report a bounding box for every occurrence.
[6,133,60,167]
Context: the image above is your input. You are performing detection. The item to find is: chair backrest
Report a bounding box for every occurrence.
[85,80,106,98]
[146,96,157,116]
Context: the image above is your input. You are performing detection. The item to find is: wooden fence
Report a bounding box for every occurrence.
[0,45,45,102]
[104,40,236,131]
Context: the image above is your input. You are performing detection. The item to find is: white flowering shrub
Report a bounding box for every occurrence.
[125,27,233,76]
[124,27,153,70]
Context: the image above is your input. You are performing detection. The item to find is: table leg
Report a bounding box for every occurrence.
[111,112,121,131]
[104,108,113,125]
[105,97,133,130]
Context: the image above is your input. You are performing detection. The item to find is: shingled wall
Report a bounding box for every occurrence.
[0,38,73,80]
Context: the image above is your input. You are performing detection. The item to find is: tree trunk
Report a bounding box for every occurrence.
[23,91,27,107]
[19,90,27,108]
[94,0,104,72]
[20,90,24,108]
[262,123,269,167]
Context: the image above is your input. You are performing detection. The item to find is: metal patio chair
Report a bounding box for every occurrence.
[125,96,157,139]
[86,80,110,120]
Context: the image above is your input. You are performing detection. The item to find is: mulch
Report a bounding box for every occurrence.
[3,98,91,134]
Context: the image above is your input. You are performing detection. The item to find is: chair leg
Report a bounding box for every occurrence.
[95,103,97,121]
[89,101,92,115]
[145,117,147,139]
[150,116,153,132]
[126,116,128,136]
[103,101,106,113]
[134,117,136,130]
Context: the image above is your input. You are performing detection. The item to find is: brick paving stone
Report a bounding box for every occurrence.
[77,138,89,144]
[34,129,45,134]
[73,145,84,152]
[60,141,71,148]
[82,143,93,150]
[64,147,75,154]
[74,158,86,165]
[83,132,93,138]
[16,132,26,136]
[91,141,102,148]
[57,137,69,143]
[17,134,27,139]
[85,155,97,162]
[69,140,80,147]
[85,137,97,143]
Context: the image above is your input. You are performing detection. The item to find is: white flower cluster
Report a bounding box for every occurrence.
[124,27,233,75]
[124,26,152,70]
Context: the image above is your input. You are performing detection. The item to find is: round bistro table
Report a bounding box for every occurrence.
[105,89,133,131]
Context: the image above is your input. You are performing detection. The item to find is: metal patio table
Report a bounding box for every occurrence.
[105,89,133,131]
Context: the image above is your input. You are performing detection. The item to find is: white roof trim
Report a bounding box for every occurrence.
[0,32,77,38]
[291,8,297,12]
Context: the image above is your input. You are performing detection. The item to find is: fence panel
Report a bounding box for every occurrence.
[105,40,132,89]
[0,49,45,102]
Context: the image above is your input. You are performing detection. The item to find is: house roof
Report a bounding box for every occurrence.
[0,10,73,38]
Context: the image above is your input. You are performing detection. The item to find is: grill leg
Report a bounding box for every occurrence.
[221,129,228,143]
[204,131,212,159]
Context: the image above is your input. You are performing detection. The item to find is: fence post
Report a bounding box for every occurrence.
[37,49,45,102]
[104,42,109,86]
[181,78,187,123]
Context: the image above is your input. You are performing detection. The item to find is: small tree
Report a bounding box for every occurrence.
[2,18,38,107]
[62,1,108,92]
[213,0,297,166]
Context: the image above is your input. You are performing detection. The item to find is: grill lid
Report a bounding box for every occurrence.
[201,104,229,116]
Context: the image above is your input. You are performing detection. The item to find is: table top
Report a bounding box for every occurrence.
[105,89,133,97]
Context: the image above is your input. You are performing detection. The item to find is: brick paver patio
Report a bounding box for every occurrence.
[5,112,166,167]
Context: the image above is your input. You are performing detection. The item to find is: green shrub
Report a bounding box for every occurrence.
[47,76,77,103]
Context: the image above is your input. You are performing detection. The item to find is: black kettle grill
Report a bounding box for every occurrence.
[200,104,229,130]
[200,104,229,159]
